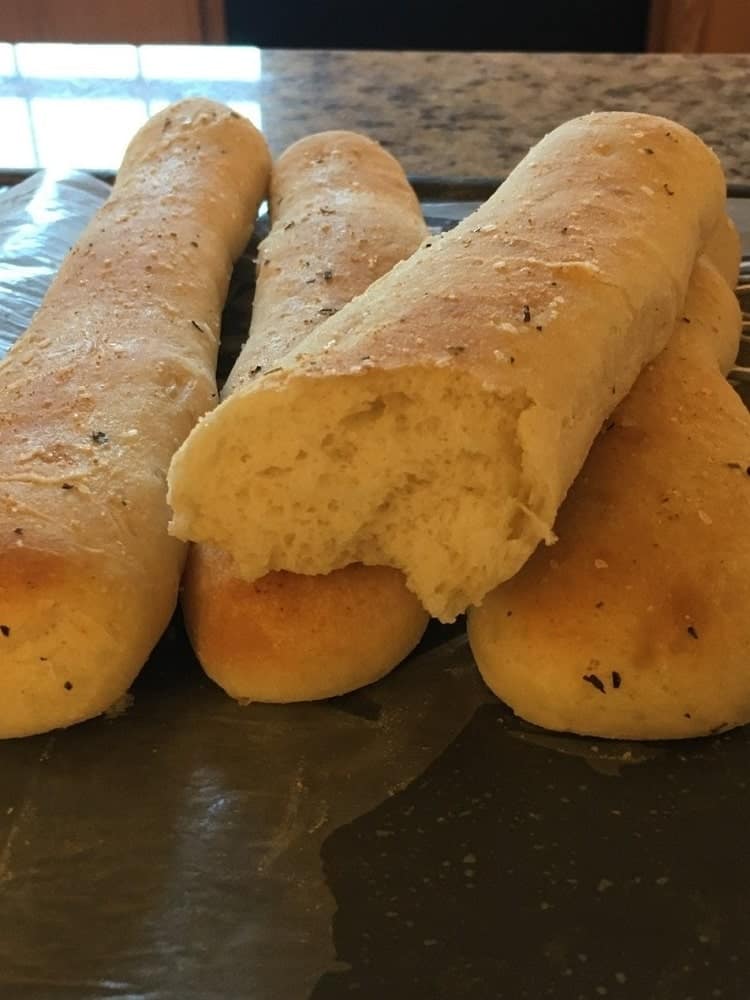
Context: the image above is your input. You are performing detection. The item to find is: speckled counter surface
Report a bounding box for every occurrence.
[257,51,750,182]
[1,46,749,181]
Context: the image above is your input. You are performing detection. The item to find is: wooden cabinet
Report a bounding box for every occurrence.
[649,0,750,52]
[0,0,225,43]
[2,0,748,51]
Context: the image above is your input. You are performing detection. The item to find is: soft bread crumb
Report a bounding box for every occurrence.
[170,367,547,622]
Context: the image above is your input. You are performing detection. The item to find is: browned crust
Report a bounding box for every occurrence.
[183,548,427,700]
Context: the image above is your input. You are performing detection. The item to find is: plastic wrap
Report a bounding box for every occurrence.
[0,170,110,357]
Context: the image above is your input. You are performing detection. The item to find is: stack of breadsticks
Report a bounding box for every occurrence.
[1,99,746,741]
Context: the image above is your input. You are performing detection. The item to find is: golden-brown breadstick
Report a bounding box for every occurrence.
[182,132,429,702]
[0,100,270,737]
[469,236,748,740]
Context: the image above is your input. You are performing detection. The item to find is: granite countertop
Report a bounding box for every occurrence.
[258,51,750,183]
[1,45,748,182]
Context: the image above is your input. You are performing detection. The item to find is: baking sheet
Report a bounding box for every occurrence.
[1,177,749,1000]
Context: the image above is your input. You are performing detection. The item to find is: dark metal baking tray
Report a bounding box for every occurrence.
[1,177,749,1000]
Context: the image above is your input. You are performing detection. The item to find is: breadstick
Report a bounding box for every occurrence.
[0,100,270,738]
[469,231,747,740]
[168,112,727,623]
[182,132,429,702]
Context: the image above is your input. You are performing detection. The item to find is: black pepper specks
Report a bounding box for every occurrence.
[61,483,73,490]
[612,671,622,689]
[595,600,605,608]
[283,221,295,231]
[687,625,699,639]
[664,184,675,196]
[323,269,333,281]
[681,316,691,324]
[91,431,108,445]
[643,147,654,155]
[583,673,606,693]
[64,681,73,691]
[13,527,22,536]
[319,307,337,317]
[191,320,205,332]
[447,345,466,355]
[190,240,199,248]
[249,365,262,375]
[0,625,9,637]
[522,305,531,323]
